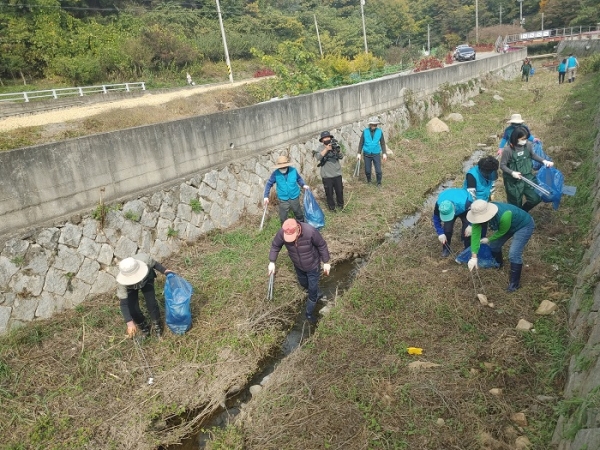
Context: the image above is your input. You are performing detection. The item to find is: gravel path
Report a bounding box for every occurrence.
[0,77,265,132]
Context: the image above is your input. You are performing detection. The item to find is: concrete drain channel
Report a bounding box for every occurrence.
[162,149,489,449]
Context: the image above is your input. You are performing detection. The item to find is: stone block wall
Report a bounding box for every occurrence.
[0,57,524,333]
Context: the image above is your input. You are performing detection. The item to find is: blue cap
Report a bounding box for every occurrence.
[439,200,455,222]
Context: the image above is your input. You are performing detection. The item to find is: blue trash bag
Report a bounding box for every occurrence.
[303,189,325,230]
[455,244,500,269]
[536,166,565,210]
[531,140,552,171]
[164,273,193,335]
[530,67,535,76]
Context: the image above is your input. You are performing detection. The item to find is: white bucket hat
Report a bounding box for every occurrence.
[117,257,149,285]
[466,200,499,224]
[507,113,525,124]
[368,116,381,125]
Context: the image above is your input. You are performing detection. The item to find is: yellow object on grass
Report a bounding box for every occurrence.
[407,347,423,355]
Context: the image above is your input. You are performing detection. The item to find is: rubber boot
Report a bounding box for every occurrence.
[137,321,151,338]
[507,263,523,292]
[305,299,318,324]
[152,320,163,338]
[491,251,504,269]
[441,233,453,258]
[522,201,536,212]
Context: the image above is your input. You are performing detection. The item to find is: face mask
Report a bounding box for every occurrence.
[322,140,331,145]
[517,139,527,146]
[279,168,288,174]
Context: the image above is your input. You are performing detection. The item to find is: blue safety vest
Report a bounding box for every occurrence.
[362,128,383,155]
[437,188,471,216]
[274,168,301,201]
[463,167,496,201]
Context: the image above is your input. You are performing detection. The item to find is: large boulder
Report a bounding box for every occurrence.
[426,117,450,133]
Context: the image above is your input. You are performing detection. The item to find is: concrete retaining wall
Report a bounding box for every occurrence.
[557,39,600,58]
[0,50,525,333]
[0,51,525,240]
[552,105,600,450]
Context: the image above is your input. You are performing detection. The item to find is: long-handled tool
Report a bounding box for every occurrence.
[353,158,361,178]
[520,176,551,197]
[266,273,274,301]
[259,204,268,231]
[133,336,155,385]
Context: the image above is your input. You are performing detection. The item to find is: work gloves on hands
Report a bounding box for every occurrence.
[126,321,137,338]
[268,262,275,275]
[464,226,472,237]
[263,198,269,206]
[511,171,522,179]
[480,238,489,244]
[303,185,310,190]
[356,154,361,161]
[323,263,331,275]
[467,257,478,272]
[438,234,447,244]
[467,188,476,200]
[382,153,387,162]
[542,160,554,168]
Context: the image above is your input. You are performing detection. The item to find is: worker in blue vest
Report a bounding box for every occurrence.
[463,156,499,201]
[432,188,474,257]
[357,116,387,187]
[264,155,309,224]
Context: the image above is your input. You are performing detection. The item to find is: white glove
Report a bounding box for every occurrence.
[323,263,331,275]
[464,226,472,237]
[467,188,476,200]
[497,148,503,156]
[303,185,310,190]
[382,153,387,161]
[356,153,361,160]
[543,160,554,168]
[480,238,489,244]
[467,257,478,272]
[263,198,269,206]
[438,234,447,244]
[268,262,275,275]
[511,171,522,179]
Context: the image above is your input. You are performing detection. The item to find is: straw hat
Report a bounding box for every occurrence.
[368,116,381,125]
[282,218,301,243]
[439,200,456,222]
[116,257,149,285]
[507,113,525,124]
[466,200,498,224]
[272,155,292,169]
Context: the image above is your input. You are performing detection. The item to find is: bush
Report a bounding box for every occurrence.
[580,54,600,74]
[47,55,103,85]
[413,56,444,72]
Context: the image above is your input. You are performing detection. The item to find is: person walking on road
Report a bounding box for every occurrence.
[264,155,310,224]
[467,200,535,292]
[357,116,387,187]
[314,131,344,212]
[117,253,173,338]
[500,126,554,212]
[268,219,331,324]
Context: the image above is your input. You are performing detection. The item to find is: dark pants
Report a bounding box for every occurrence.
[443,212,471,249]
[294,266,321,314]
[558,72,565,84]
[122,281,161,324]
[364,153,382,184]
[278,197,304,223]
[322,176,344,210]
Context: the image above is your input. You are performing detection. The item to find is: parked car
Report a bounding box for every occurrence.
[454,46,476,62]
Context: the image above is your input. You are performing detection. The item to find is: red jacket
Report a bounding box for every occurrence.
[269,222,330,272]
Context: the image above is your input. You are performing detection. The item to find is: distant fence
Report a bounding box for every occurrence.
[505,25,600,44]
[0,82,146,103]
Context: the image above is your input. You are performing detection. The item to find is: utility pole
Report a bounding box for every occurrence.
[475,0,479,44]
[314,15,323,58]
[215,0,233,83]
[499,5,502,25]
[541,13,544,31]
[360,0,368,54]
[427,24,430,54]
[518,0,523,27]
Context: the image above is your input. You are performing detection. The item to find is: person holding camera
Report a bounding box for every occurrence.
[314,131,344,212]
[357,116,387,187]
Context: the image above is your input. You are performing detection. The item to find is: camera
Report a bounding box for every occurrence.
[318,138,342,167]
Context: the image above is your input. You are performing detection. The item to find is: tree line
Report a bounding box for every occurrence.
[0,0,597,86]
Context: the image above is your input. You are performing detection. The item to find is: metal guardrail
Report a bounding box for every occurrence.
[0,82,146,103]
[505,25,600,44]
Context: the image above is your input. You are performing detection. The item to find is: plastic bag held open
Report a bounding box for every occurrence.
[165,273,193,335]
[303,189,326,230]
